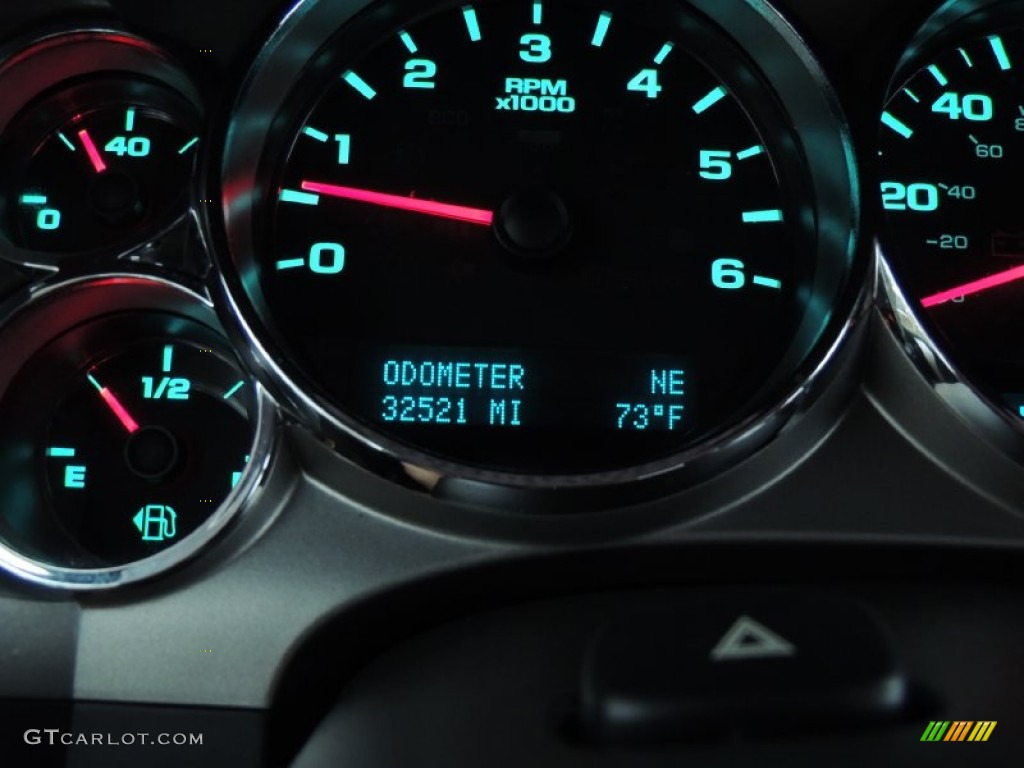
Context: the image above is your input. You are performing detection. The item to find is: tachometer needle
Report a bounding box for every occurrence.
[88,373,139,433]
[921,263,1024,308]
[78,129,107,174]
[300,181,494,226]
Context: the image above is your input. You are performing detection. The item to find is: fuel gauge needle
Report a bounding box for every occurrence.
[77,129,107,174]
[300,181,494,226]
[88,373,139,433]
[921,263,1024,308]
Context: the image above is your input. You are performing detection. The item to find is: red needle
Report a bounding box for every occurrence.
[921,264,1024,308]
[88,374,139,433]
[301,181,494,226]
[78,129,107,174]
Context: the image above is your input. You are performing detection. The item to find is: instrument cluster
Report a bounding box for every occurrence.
[0,0,1022,590]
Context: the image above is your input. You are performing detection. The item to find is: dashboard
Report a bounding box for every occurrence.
[1,0,1024,766]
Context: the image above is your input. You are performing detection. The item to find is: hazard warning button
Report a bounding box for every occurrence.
[579,590,909,744]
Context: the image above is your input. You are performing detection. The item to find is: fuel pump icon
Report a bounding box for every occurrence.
[133,505,177,542]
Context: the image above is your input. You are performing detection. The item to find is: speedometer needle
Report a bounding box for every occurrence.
[300,181,494,226]
[87,373,140,433]
[921,263,1024,308]
[78,129,107,174]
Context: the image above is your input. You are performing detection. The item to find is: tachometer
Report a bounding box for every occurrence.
[211,0,861,496]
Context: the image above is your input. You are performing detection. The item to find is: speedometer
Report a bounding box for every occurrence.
[878,2,1024,452]
[211,0,861,495]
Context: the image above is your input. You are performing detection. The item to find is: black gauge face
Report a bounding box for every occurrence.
[240,0,843,478]
[0,79,200,254]
[879,27,1024,422]
[0,314,255,567]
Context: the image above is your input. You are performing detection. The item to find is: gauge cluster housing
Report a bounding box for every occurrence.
[0,0,1023,765]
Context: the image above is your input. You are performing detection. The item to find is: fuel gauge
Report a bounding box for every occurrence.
[0,78,200,255]
[0,307,270,584]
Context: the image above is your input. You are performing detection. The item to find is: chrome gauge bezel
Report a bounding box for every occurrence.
[0,274,278,590]
[207,0,866,506]
[875,0,1024,463]
[878,254,1024,463]
[0,28,204,274]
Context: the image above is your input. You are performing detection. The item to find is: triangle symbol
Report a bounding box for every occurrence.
[709,615,796,662]
[133,508,145,533]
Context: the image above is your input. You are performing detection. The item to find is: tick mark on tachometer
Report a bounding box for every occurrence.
[742,209,784,224]
[342,70,377,100]
[302,126,329,143]
[591,11,613,47]
[280,189,320,206]
[752,276,783,290]
[399,31,418,53]
[692,86,726,114]
[462,6,482,42]
[653,42,675,65]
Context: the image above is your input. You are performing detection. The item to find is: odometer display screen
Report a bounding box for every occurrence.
[246,0,832,476]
